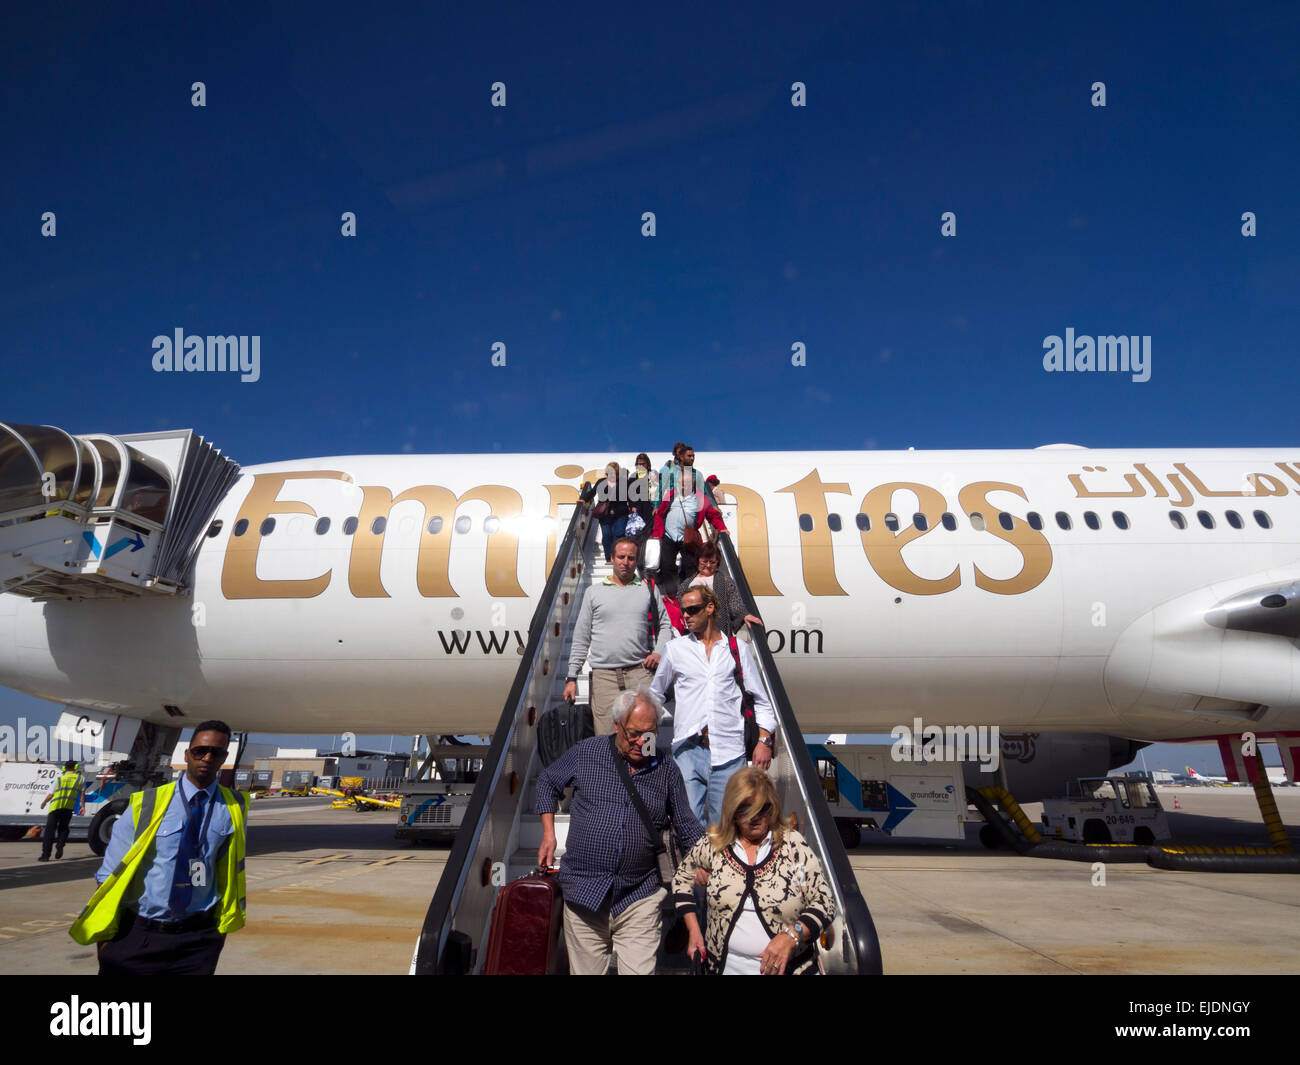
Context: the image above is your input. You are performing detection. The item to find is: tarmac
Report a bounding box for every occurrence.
[2,787,1297,975]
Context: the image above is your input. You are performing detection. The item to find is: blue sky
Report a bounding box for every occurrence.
[1,2,1296,770]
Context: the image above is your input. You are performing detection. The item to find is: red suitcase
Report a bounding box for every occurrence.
[482,869,564,974]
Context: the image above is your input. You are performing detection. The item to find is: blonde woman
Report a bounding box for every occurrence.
[672,768,834,974]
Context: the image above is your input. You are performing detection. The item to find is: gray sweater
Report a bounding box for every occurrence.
[568,576,672,676]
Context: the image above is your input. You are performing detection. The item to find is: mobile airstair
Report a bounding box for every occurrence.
[413,492,883,974]
[0,422,239,599]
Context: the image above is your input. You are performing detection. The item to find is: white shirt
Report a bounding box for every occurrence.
[649,631,776,766]
[723,832,774,975]
[690,574,715,590]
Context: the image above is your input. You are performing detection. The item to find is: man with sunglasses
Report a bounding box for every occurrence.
[71,721,249,975]
[650,585,776,826]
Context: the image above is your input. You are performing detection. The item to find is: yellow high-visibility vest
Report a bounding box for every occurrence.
[69,782,248,945]
[48,770,82,812]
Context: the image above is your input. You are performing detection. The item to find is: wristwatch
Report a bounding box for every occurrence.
[784,920,804,942]
[757,735,773,747]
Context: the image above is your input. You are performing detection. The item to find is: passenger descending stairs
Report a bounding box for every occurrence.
[414,496,883,975]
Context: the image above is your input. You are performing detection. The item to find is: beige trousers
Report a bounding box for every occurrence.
[563,887,665,975]
[589,665,651,735]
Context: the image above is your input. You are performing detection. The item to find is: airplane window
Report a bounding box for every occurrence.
[1112,511,1130,530]
[827,513,842,532]
[343,517,358,535]
[206,520,223,538]
[969,512,986,531]
[315,517,330,535]
[1169,511,1186,529]
[855,513,870,531]
[941,512,957,531]
[371,517,387,535]
[455,516,472,534]
[484,516,501,534]
[1055,512,1071,530]
[428,516,444,534]
[913,513,928,531]
[1197,510,1214,529]
[799,513,813,532]
[1083,511,1100,530]
[884,512,900,532]
[232,518,248,537]
[259,518,276,536]
[998,512,1014,531]
[1225,510,1243,529]
[1254,510,1272,529]
[1027,512,1043,530]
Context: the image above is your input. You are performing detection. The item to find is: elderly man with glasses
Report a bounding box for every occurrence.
[535,689,701,975]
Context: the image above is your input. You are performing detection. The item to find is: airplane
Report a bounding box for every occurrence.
[1185,765,1230,786]
[2,423,1300,801]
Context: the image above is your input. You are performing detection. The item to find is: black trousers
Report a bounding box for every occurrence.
[657,537,698,597]
[41,808,72,858]
[98,911,227,976]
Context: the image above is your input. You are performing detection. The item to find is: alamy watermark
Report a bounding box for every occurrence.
[0,717,102,763]
[890,718,1000,772]
[1042,329,1151,383]
[151,328,261,383]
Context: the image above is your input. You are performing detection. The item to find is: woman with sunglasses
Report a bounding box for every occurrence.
[672,767,834,975]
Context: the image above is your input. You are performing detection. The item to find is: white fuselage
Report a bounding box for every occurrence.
[2,447,1299,742]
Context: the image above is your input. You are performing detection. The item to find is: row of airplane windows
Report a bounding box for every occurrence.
[209,506,1277,540]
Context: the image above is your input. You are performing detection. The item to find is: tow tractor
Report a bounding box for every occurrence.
[396,745,486,844]
[1041,773,1171,845]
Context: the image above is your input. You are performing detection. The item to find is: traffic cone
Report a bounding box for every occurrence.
[1173,795,1181,809]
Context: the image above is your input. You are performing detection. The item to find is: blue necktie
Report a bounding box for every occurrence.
[169,791,206,916]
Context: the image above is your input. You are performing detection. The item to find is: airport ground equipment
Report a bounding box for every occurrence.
[1041,774,1170,845]
[395,745,484,843]
[809,743,966,847]
[413,493,884,974]
[0,422,238,600]
[278,771,314,797]
[971,775,1300,872]
[0,761,121,841]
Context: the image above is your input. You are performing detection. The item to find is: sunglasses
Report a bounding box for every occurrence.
[189,746,228,760]
[682,603,706,616]
[737,802,773,823]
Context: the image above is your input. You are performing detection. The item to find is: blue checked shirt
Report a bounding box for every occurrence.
[535,735,703,915]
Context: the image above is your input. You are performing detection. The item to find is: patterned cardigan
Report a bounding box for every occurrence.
[672,828,835,975]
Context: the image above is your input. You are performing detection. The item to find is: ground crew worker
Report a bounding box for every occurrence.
[69,720,249,975]
[38,760,82,861]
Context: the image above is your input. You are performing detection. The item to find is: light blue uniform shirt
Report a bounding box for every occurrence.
[95,774,235,919]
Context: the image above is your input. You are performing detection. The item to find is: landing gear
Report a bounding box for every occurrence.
[836,819,860,849]
[979,823,1003,850]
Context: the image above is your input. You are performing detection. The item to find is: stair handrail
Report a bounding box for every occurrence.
[713,528,885,975]
[413,488,591,974]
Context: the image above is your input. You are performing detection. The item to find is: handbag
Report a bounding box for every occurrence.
[726,636,772,760]
[625,510,646,536]
[592,500,611,520]
[609,735,681,889]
